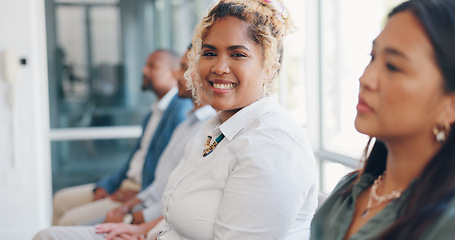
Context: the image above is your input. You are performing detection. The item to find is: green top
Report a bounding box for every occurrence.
[310,172,455,240]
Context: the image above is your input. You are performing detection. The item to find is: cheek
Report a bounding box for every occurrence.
[197,60,209,78]
[380,84,439,125]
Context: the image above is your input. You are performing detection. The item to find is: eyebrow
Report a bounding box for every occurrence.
[202,44,216,50]
[372,40,410,60]
[201,44,250,52]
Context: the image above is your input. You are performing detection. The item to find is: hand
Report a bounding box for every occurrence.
[110,189,138,203]
[131,211,145,225]
[94,188,109,201]
[95,223,149,240]
[108,233,146,240]
[105,205,130,223]
[105,197,143,223]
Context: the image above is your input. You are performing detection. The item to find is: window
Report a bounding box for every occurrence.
[316,0,406,193]
[46,0,212,192]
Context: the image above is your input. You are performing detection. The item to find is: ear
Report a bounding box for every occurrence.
[442,93,455,125]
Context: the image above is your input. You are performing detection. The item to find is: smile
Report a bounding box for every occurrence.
[208,80,237,93]
[212,82,236,89]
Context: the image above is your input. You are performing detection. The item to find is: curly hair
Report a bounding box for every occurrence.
[185,0,294,104]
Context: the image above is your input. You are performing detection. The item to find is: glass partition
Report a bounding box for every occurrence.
[46,0,212,192]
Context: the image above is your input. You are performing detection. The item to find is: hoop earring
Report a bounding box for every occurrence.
[433,122,451,143]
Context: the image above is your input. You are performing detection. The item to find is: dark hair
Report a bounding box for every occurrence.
[357,0,455,239]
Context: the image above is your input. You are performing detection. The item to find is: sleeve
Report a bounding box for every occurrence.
[213,128,318,240]
[140,98,192,189]
[95,159,131,194]
[136,182,163,222]
[141,202,163,222]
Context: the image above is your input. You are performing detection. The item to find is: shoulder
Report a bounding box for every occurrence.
[165,97,193,119]
[331,171,359,194]
[247,104,305,141]
[227,105,317,178]
[169,96,193,109]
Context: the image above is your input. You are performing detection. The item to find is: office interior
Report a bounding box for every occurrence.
[0,0,402,239]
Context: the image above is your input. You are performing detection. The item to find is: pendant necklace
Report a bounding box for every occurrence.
[202,133,225,157]
[361,172,403,218]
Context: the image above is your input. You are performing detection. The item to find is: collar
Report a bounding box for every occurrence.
[193,105,217,122]
[185,105,217,125]
[202,96,279,141]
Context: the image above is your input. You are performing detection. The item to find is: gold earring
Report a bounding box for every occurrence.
[433,122,451,143]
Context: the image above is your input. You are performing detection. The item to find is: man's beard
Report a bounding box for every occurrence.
[142,77,153,91]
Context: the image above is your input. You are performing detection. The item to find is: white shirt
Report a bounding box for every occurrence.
[157,97,319,240]
[127,87,178,184]
[136,105,217,222]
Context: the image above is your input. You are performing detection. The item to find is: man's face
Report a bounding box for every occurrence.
[174,50,192,98]
[141,51,174,93]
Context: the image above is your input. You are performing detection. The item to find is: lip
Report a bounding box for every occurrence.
[356,97,373,113]
[207,79,237,94]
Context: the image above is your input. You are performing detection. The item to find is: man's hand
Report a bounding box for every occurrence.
[131,211,145,225]
[105,197,143,223]
[93,188,109,201]
[110,189,138,203]
[105,205,130,223]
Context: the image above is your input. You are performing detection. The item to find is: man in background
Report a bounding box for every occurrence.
[102,47,215,226]
[52,49,193,226]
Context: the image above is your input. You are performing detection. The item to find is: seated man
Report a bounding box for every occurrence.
[96,47,216,225]
[52,49,193,226]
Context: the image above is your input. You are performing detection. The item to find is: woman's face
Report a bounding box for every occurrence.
[198,16,266,119]
[355,11,449,142]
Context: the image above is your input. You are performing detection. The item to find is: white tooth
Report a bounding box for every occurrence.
[213,83,235,89]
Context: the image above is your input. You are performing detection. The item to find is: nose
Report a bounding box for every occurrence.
[211,56,230,75]
[359,63,379,92]
[142,66,148,75]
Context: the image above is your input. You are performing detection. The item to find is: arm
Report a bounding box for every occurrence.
[95,113,151,194]
[95,158,132,194]
[105,197,143,223]
[110,189,139,203]
[93,187,109,201]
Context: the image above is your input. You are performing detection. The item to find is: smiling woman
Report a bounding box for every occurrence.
[145,0,318,239]
[34,1,319,240]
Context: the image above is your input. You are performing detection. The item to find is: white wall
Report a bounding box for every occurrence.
[0,0,52,239]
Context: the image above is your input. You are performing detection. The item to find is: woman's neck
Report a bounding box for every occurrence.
[220,109,241,123]
[382,137,442,192]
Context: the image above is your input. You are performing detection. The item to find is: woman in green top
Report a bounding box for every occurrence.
[311,0,455,239]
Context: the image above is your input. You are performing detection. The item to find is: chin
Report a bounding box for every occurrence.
[354,118,369,135]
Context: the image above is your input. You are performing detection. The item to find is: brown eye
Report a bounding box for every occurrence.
[231,52,247,57]
[386,63,400,72]
[202,51,216,57]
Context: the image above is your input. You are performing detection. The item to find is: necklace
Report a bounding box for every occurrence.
[361,172,403,218]
[202,133,225,157]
